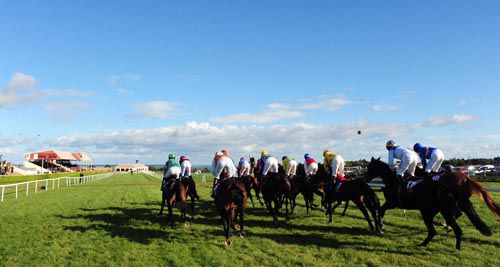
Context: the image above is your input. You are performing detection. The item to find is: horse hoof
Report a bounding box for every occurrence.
[240,231,246,238]
[225,239,233,246]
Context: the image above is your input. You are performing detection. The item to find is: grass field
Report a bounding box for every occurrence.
[0,173,499,266]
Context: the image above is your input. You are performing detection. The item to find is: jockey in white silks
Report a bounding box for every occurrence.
[179,155,192,177]
[282,155,298,177]
[413,143,445,174]
[237,157,251,177]
[322,150,346,181]
[211,150,237,197]
[303,153,319,176]
[386,140,419,180]
[259,150,279,176]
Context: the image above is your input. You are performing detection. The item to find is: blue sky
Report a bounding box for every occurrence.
[0,1,499,164]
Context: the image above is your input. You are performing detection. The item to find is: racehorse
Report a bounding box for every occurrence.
[249,157,265,206]
[414,166,500,222]
[159,176,189,228]
[261,166,291,221]
[214,177,247,246]
[315,164,382,233]
[180,175,200,216]
[366,157,492,249]
[237,174,260,209]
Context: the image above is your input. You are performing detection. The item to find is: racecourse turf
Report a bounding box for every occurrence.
[0,173,499,266]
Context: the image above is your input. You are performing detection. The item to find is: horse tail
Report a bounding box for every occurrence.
[459,198,492,236]
[361,182,380,210]
[468,176,500,220]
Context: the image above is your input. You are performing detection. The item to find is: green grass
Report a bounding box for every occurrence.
[0,173,499,266]
[0,171,109,184]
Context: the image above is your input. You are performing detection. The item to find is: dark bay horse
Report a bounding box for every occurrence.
[250,157,265,206]
[366,157,492,249]
[180,175,199,216]
[261,169,291,222]
[415,166,500,223]
[215,178,247,246]
[159,177,188,228]
[237,174,260,209]
[315,164,382,233]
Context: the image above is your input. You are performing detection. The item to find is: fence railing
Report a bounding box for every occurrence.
[0,172,115,202]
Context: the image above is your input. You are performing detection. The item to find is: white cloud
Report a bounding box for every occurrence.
[106,73,140,94]
[422,114,479,127]
[299,95,353,110]
[211,103,303,123]
[43,101,92,122]
[371,104,400,112]
[0,72,39,107]
[128,101,178,119]
[42,88,93,97]
[48,120,412,164]
[451,114,478,124]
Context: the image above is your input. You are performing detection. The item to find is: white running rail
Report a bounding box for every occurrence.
[146,171,163,180]
[0,172,115,202]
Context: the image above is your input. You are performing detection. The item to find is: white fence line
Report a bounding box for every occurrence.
[0,172,115,202]
[146,171,163,180]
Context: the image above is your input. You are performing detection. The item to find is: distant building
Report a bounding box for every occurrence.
[23,150,92,173]
[114,164,149,173]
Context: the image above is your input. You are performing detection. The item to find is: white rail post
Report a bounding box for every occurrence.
[15,184,18,199]
[58,179,60,188]
[52,179,55,189]
[45,180,48,191]
[1,186,4,202]
[35,181,38,194]
[26,183,29,196]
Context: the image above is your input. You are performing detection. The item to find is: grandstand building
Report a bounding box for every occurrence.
[114,164,149,173]
[23,150,93,174]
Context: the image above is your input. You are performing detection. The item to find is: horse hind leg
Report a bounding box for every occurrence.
[353,199,375,232]
[341,200,349,216]
[418,210,438,248]
[441,210,462,250]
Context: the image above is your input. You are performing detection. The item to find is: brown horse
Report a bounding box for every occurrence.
[180,175,200,216]
[237,174,260,209]
[215,177,247,246]
[249,157,265,206]
[159,177,188,228]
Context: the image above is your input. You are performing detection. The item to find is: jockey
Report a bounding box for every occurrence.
[259,150,279,177]
[386,140,419,182]
[238,156,251,177]
[179,155,192,177]
[303,153,319,176]
[413,143,445,175]
[323,149,346,182]
[211,150,237,197]
[161,154,181,190]
[282,155,298,177]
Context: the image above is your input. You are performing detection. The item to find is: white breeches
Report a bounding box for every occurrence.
[397,151,419,177]
[180,161,192,177]
[239,162,251,177]
[330,155,345,178]
[263,157,279,176]
[304,162,318,176]
[285,160,298,177]
[425,149,444,173]
[164,167,181,179]
[213,157,237,179]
